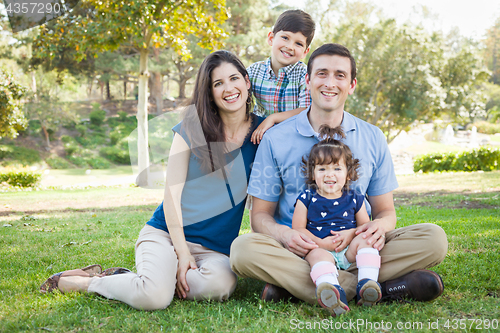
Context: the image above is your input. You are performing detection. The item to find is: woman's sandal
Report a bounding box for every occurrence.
[102,267,132,275]
[40,264,102,293]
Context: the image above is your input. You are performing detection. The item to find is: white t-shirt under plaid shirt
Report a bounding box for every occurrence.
[247,58,311,116]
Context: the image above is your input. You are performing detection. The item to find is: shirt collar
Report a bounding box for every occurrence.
[265,57,303,78]
[296,107,357,138]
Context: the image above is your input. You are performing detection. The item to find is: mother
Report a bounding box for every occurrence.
[40,51,264,310]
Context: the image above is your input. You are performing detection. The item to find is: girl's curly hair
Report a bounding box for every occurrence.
[301,125,360,192]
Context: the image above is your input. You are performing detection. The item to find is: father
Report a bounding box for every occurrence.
[230,43,448,304]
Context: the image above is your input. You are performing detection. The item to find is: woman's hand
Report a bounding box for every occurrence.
[176,253,198,299]
[251,116,276,144]
[329,229,356,252]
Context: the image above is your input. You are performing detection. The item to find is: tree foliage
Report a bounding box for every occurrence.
[0,68,28,139]
[483,17,500,84]
[33,0,228,184]
[224,0,275,65]
[317,1,489,141]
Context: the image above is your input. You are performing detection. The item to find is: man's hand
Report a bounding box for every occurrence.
[355,220,386,251]
[279,228,318,257]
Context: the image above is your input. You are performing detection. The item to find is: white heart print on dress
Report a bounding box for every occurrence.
[333,201,339,206]
[317,227,323,231]
[301,194,306,199]
[343,212,348,217]
[312,197,317,202]
[321,212,327,218]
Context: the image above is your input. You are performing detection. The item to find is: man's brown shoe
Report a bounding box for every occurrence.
[380,269,444,302]
[260,283,299,303]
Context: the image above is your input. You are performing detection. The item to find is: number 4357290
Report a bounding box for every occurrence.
[5,2,62,14]
[443,319,498,330]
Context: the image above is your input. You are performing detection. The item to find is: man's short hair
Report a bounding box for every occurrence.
[273,10,315,48]
[307,43,356,83]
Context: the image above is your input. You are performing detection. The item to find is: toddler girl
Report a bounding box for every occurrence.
[292,125,382,316]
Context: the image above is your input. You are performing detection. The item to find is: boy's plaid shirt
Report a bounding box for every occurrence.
[247,58,311,116]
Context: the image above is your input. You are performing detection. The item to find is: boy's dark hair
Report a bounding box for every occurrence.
[307,43,356,83]
[273,10,315,47]
[301,125,360,192]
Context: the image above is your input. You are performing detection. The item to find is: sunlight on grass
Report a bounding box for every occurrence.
[40,166,135,187]
[396,170,500,192]
[1,174,499,332]
[405,140,468,156]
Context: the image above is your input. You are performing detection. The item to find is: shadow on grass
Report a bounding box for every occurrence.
[0,204,158,217]
[394,190,500,209]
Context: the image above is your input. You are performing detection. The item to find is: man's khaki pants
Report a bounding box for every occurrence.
[88,225,237,310]
[230,223,447,302]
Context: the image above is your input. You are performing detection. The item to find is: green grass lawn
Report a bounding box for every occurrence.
[404,140,468,156]
[39,166,135,188]
[1,172,499,332]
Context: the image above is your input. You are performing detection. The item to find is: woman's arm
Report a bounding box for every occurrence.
[163,133,195,298]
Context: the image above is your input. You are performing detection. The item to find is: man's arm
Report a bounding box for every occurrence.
[252,197,317,257]
[355,191,397,251]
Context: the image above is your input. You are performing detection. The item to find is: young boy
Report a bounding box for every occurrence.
[248,9,315,144]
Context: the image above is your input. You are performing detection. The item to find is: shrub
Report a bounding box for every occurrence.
[86,156,111,169]
[414,148,500,173]
[68,155,89,168]
[0,168,42,187]
[46,157,72,169]
[60,135,75,144]
[63,141,80,155]
[472,121,500,135]
[0,144,41,166]
[74,133,107,148]
[75,124,87,136]
[109,123,136,145]
[89,109,106,126]
[99,146,130,164]
[118,111,128,121]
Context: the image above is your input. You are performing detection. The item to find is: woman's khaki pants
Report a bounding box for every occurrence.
[88,225,237,310]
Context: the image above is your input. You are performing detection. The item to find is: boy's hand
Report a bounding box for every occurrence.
[330,229,356,252]
[251,116,276,144]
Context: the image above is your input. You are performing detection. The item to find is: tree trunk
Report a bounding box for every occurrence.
[136,48,150,186]
[31,71,37,102]
[178,75,187,99]
[99,80,104,100]
[151,71,163,115]
[123,79,127,99]
[493,38,498,84]
[41,125,50,147]
[165,73,170,97]
[87,76,94,99]
[106,80,111,100]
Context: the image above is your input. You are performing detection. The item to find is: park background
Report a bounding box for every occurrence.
[1,0,499,331]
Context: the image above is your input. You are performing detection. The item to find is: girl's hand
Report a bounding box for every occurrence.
[251,117,276,144]
[330,229,356,252]
[176,254,198,299]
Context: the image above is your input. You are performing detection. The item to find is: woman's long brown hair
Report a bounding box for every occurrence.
[182,51,253,172]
